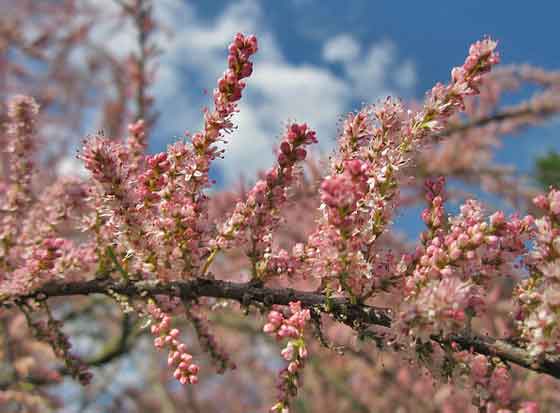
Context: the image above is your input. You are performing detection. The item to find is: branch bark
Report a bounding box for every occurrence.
[7,277,560,380]
[436,101,560,139]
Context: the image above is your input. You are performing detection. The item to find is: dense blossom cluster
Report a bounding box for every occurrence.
[77,33,258,282]
[264,301,310,413]
[444,350,515,411]
[1,96,39,273]
[515,190,560,357]
[398,178,533,341]
[296,39,502,301]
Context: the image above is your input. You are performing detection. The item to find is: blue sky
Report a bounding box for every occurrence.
[83,0,560,191]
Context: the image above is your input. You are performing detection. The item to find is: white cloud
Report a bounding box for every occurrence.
[219,63,350,176]
[345,40,396,100]
[56,156,89,178]
[322,34,361,63]
[322,36,417,102]
[394,60,417,90]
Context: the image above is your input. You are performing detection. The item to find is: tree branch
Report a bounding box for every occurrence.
[436,101,560,139]
[7,277,560,380]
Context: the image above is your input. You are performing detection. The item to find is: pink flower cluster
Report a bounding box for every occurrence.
[264,302,310,413]
[80,136,150,265]
[297,39,501,300]
[137,33,258,276]
[148,303,199,385]
[1,95,40,256]
[422,38,500,131]
[514,190,560,357]
[26,238,65,273]
[465,352,538,412]
[5,95,39,204]
[215,123,317,277]
[3,238,67,295]
[399,179,533,340]
[321,159,368,227]
[191,32,258,174]
[5,32,543,411]
[467,354,514,411]
[337,110,373,157]
[127,119,147,173]
[137,152,170,205]
[81,136,129,190]
[421,177,447,231]
[77,33,259,280]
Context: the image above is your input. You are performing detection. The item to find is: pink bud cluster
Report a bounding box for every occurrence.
[190,32,258,177]
[514,190,560,357]
[297,40,501,300]
[421,177,447,231]
[321,159,368,228]
[127,119,147,173]
[215,33,258,114]
[80,136,150,266]
[264,302,310,413]
[148,303,199,385]
[3,238,66,295]
[1,95,40,258]
[137,152,170,205]
[399,180,533,340]
[264,302,310,341]
[465,354,515,411]
[422,38,500,131]
[77,34,259,280]
[215,124,317,277]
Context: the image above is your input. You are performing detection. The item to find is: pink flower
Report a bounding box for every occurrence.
[518,402,539,413]
[470,355,489,383]
[148,304,199,385]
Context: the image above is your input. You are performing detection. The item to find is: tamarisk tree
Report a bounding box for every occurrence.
[2,2,560,412]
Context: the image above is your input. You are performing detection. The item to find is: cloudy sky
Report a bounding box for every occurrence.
[83,0,560,188]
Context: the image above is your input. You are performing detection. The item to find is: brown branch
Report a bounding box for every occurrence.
[437,101,560,139]
[86,313,137,367]
[7,277,560,381]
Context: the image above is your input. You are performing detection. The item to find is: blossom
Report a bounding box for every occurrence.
[148,303,199,385]
[515,189,560,357]
[264,302,310,412]
[214,123,317,278]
